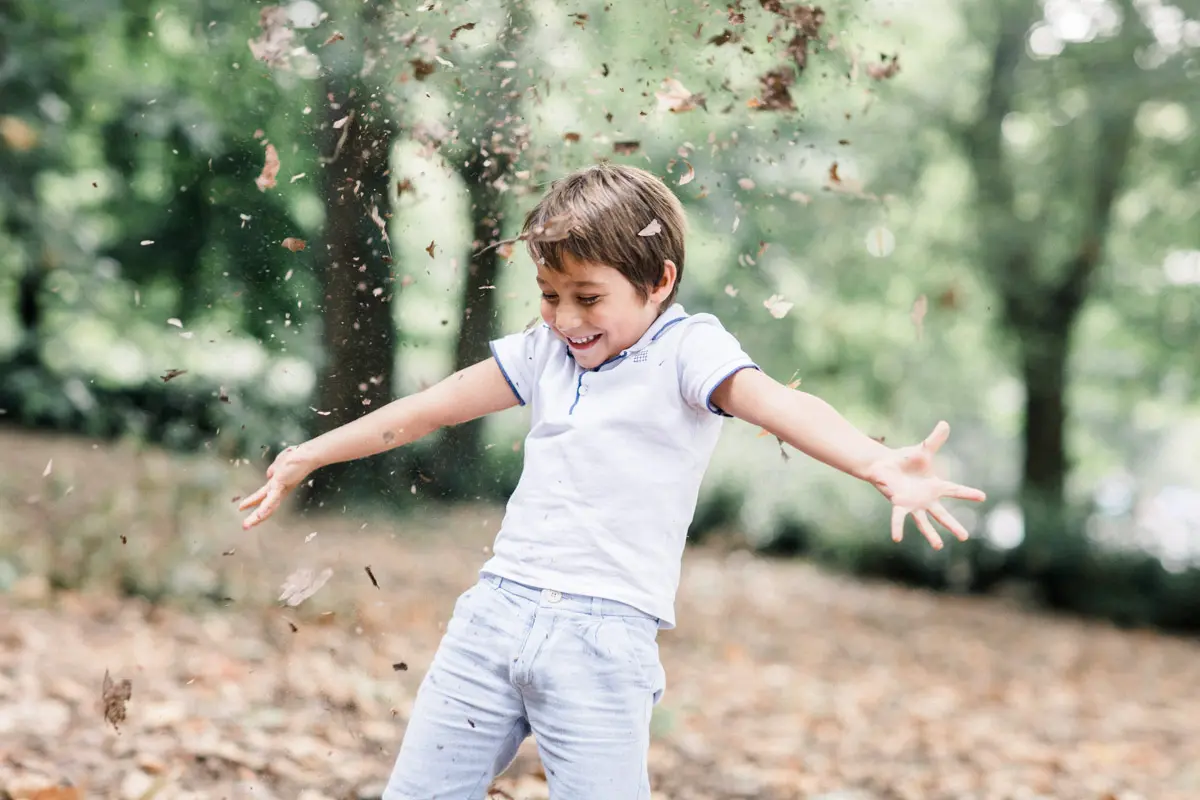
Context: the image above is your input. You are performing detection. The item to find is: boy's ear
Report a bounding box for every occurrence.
[651,259,678,303]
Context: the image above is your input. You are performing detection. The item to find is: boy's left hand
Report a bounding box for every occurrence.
[863,421,986,550]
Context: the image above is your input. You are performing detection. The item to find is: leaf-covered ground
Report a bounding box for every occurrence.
[1,431,1197,800]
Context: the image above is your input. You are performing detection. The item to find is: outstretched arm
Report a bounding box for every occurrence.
[711,368,985,549]
[239,358,519,529]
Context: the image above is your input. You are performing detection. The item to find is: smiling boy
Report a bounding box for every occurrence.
[240,162,985,799]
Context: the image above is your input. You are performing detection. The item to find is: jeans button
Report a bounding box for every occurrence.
[546,590,562,603]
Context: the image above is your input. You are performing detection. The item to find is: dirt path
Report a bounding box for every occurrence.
[1,430,1197,799]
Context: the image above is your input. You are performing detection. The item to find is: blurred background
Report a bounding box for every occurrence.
[1,0,1199,797]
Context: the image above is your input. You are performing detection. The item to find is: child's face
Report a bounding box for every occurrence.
[537,253,676,370]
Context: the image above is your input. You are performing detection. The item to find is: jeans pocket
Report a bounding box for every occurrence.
[615,616,666,704]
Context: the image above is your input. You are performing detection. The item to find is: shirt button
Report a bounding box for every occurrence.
[546,590,562,603]
[579,385,588,395]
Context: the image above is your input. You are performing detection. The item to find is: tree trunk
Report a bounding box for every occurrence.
[14,253,45,368]
[1015,317,1074,567]
[427,157,510,497]
[302,79,399,508]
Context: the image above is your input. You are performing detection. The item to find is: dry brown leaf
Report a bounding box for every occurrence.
[450,22,476,39]
[247,6,295,69]
[101,669,132,730]
[0,115,39,151]
[281,237,306,252]
[655,78,706,113]
[425,240,437,259]
[828,161,842,184]
[278,567,333,607]
[867,54,901,80]
[613,141,640,155]
[763,293,794,319]
[911,294,928,339]
[255,144,280,191]
[524,214,574,244]
[322,31,345,46]
[160,368,187,383]
[677,159,696,186]
[638,219,663,237]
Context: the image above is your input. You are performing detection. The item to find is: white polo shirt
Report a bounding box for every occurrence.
[482,303,758,628]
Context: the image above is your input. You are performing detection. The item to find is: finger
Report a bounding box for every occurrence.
[930,501,970,541]
[940,481,987,502]
[243,485,282,529]
[890,506,907,543]
[922,420,950,453]
[237,485,268,511]
[913,509,944,550]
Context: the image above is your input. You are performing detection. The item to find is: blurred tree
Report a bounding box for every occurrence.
[429,1,532,497]
[954,0,1197,573]
[302,0,401,507]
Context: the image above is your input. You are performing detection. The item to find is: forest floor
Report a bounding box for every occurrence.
[0,429,1197,800]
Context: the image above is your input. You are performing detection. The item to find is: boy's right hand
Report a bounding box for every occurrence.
[238,445,315,530]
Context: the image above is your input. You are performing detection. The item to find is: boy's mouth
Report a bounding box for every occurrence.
[566,333,601,351]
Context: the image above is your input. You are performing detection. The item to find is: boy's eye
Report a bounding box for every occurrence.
[578,295,600,305]
[541,293,558,302]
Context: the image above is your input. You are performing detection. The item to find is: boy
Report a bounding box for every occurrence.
[239,163,985,799]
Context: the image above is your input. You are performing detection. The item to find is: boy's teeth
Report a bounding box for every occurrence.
[570,335,598,344]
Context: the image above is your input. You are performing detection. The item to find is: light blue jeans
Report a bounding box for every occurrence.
[382,573,666,799]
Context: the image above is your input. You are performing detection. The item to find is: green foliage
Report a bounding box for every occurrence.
[1,0,1198,630]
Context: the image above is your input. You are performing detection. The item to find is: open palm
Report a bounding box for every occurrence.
[863,421,986,549]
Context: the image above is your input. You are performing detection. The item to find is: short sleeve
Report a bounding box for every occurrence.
[489,323,554,406]
[677,315,759,416]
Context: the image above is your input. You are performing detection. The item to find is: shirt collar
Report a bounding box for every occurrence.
[566,303,690,371]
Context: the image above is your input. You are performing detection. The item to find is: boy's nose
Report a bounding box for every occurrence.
[556,309,582,332]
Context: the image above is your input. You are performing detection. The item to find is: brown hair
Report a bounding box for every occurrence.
[522,162,687,307]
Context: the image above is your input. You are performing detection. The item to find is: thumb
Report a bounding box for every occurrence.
[922,420,950,453]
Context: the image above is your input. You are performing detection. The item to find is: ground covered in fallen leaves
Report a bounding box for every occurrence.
[1,430,1197,800]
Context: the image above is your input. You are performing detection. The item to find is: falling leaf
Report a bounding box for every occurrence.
[732,215,740,233]
[613,141,641,155]
[655,78,706,113]
[397,178,414,194]
[247,6,296,69]
[763,294,794,319]
[305,532,317,543]
[867,54,901,80]
[497,241,515,260]
[638,219,663,237]
[911,294,928,339]
[160,368,187,383]
[42,459,52,477]
[166,318,183,328]
[411,58,436,80]
[281,237,306,252]
[332,115,351,130]
[365,565,380,589]
[369,204,389,243]
[525,213,575,243]
[738,178,756,190]
[563,132,581,142]
[724,285,739,297]
[0,115,38,151]
[218,386,230,404]
[570,12,589,28]
[255,143,280,191]
[425,240,437,258]
[449,22,476,39]
[677,160,696,186]
[753,68,796,111]
[278,567,334,607]
[322,31,345,46]
[829,162,842,184]
[101,670,132,730]
[140,240,154,246]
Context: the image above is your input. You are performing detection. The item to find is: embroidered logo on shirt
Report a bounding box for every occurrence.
[630,350,649,363]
